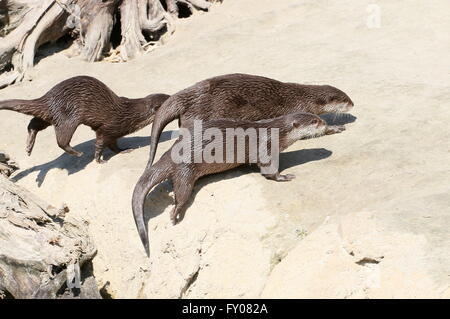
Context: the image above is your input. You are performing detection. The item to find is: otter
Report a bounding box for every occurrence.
[0,76,170,163]
[146,73,354,166]
[132,112,329,256]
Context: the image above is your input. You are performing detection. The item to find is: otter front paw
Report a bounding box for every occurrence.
[263,173,296,182]
[276,173,296,182]
[170,209,181,225]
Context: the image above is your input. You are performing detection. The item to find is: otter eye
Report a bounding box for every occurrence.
[311,119,319,125]
[293,121,300,128]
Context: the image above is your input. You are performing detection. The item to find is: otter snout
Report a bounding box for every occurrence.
[318,85,354,114]
[316,118,327,128]
[322,101,353,114]
[316,118,328,134]
[345,99,354,112]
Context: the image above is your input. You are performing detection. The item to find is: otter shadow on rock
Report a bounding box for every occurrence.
[12,131,175,187]
[142,148,332,225]
[320,113,357,126]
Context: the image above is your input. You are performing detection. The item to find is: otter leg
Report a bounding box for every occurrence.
[94,133,130,163]
[170,177,195,225]
[26,117,51,156]
[54,124,83,158]
[262,172,296,182]
[94,133,111,164]
[258,163,295,182]
[326,125,346,135]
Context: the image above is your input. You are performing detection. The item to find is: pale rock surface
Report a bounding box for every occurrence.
[262,211,446,298]
[0,0,449,298]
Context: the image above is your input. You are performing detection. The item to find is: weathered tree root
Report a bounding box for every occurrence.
[0,159,98,299]
[0,150,19,177]
[166,0,212,16]
[0,0,71,88]
[118,0,174,61]
[0,0,220,88]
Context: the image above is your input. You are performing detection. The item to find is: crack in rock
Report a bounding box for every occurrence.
[179,266,200,299]
[356,256,384,266]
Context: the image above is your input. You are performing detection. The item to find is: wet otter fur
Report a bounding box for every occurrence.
[147,73,354,166]
[0,76,170,163]
[132,112,328,257]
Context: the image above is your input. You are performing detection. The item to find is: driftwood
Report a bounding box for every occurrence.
[0,0,221,88]
[0,151,98,299]
[0,150,19,177]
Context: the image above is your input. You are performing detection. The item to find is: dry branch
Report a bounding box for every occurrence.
[0,0,71,87]
[0,0,220,88]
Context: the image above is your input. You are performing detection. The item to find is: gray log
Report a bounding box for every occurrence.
[0,154,99,299]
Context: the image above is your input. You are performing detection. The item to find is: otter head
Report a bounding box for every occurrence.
[286,112,327,143]
[314,85,354,115]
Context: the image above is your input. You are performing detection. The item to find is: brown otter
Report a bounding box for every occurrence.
[132,112,328,256]
[147,73,354,166]
[0,76,170,163]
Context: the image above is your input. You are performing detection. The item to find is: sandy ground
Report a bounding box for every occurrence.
[0,0,449,298]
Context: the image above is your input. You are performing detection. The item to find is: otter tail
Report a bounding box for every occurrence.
[0,99,44,117]
[132,160,170,257]
[148,96,183,166]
